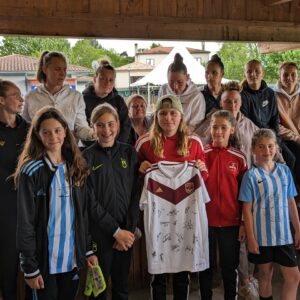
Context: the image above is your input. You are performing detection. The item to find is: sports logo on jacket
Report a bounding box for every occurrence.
[92,163,103,171]
[227,161,237,173]
[185,182,194,194]
[262,100,269,107]
[121,158,127,169]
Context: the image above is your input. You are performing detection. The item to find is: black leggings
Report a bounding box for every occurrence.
[199,226,240,300]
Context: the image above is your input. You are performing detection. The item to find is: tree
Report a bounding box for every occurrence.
[69,40,133,69]
[0,36,71,57]
[218,42,300,83]
[68,39,103,69]
[150,42,161,49]
[217,43,261,81]
[261,49,300,83]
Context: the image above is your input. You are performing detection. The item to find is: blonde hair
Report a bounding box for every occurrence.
[126,94,147,109]
[222,80,242,94]
[149,112,190,158]
[91,103,119,124]
[251,128,277,149]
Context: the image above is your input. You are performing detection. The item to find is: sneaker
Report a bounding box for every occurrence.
[238,283,251,298]
[246,281,259,300]
[249,277,259,291]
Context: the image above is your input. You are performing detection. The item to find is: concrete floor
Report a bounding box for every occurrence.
[129,267,299,300]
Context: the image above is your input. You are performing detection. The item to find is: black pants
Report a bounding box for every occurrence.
[150,272,190,300]
[284,140,300,186]
[0,218,18,300]
[281,142,296,172]
[34,269,79,300]
[199,226,240,300]
[90,236,132,300]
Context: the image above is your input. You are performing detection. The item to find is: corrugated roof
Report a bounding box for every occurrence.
[116,61,154,71]
[0,54,92,72]
[138,46,209,55]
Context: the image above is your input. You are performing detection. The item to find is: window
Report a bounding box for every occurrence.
[195,57,202,63]
[146,58,155,66]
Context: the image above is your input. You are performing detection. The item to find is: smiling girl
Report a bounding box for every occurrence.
[199,110,247,300]
[83,103,139,299]
[14,107,97,300]
[136,94,208,300]
[239,129,300,300]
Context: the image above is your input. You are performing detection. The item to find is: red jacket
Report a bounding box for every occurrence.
[204,145,247,227]
[135,133,208,180]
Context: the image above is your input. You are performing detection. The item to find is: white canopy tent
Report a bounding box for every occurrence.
[131,45,207,87]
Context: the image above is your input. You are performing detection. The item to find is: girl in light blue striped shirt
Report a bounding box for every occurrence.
[239,128,300,300]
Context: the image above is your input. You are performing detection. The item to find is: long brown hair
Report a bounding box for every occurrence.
[14,107,89,186]
[149,112,190,158]
[210,110,241,149]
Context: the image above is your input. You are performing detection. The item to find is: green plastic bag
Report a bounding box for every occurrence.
[84,264,106,297]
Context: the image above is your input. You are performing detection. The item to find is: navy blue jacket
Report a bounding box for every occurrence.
[241,80,279,135]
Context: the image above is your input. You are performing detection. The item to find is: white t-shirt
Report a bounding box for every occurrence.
[140,161,210,274]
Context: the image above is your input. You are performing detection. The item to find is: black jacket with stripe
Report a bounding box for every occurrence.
[16,157,93,279]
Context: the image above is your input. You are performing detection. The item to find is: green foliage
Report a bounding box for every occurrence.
[68,39,103,68]
[261,49,300,83]
[0,36,71,57]
[217,43,261,81]
[218,42,300,83]
[150,42,161,49]
[0,36,133,70]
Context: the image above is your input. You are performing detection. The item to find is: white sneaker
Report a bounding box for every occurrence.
[245,281,259,300]
[250,277,259,291]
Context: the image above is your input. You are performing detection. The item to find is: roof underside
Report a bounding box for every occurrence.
[0,0,299,43]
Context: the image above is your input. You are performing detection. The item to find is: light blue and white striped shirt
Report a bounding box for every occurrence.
[47,161,76,274]
[239,163,297,247]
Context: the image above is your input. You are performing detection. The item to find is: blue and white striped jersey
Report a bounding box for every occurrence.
[239,163,297,246]
[47,161,76,274]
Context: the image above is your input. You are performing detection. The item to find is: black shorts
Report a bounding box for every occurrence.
[248,244,298,267]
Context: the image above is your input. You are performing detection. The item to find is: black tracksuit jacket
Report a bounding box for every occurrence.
[16,157,93,279]
[241,80,280,135]
[82,85,131,143]
[83,141,140,240]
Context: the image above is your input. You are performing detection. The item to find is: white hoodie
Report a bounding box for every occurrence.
[158,80,206,132]
[23,84,94,141]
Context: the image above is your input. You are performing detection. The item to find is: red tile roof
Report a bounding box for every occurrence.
[0,54,92,72]
[116,61,154,71]
[138,46,209,55]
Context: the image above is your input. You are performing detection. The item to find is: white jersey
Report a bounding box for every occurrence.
[140,161,210,274]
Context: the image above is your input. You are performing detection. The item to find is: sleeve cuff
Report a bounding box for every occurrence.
[24,269,40,279]
[113,227,121,238]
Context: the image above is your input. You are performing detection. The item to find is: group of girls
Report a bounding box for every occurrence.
[0,47,300,300]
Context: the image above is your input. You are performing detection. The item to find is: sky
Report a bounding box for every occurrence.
[68,38,222,57]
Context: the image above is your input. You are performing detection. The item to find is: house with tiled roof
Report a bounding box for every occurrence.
[115,61,154,95]
[135,45,210,67]
[0,54,93,93]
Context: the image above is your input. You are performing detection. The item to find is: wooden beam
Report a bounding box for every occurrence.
[265,0,293,6]
[1,15,300,43]
[258,42,300,53]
